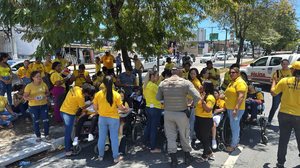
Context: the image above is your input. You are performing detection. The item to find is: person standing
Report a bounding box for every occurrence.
[182,62,191,80]
[60,83,96,156]
[164,57,175,70]
[201,61,220,89]
[44,55,53,89]
[0,53,13,105]
[116,53,122,76]
[28,57,46,78]
[194,81,216,162]
[156,68,201,167]
[224,66,248,152]
[132,55,144,87]
[271,61,300,168]
[268,59,291,125]
[221,64,239,91]
[143,71,163,153]
[23,71,50,142]
[181,52,191,67]
[17,60,31,85]
[70,64,92,87]
[95,56,101,74]
[100,50,115,75]
[93,76,128,163]
[116,68,137,105]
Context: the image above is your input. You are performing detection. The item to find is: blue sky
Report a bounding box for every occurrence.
[198,0,300,41]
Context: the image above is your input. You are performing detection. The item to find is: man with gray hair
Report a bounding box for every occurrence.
[156,67,201,167]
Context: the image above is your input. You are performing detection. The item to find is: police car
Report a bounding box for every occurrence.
[240,54,300,85]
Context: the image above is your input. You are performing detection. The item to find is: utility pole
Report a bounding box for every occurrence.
[224,28,228,68]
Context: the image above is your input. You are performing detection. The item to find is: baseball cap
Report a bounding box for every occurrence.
[289,61,300,70]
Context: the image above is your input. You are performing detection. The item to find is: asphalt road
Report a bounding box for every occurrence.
[30,57,300,168]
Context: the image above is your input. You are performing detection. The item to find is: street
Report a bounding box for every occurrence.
[30,57,300,168]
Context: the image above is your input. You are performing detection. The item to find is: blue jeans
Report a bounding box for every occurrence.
[0,111,14,126]
[268,93,282,123]
[98,116,120,159]
[143,107,163,149]
[61,112,76,152]
[29,104,49,137]
[12,102,29,118]
[227,109,245,147]
[245,100,259,120]
[0,76,12,105]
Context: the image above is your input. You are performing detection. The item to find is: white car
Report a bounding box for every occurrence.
[135,57,158,72]
[216,53,233,60]
[200,53,215,63]
[240,53,300,85]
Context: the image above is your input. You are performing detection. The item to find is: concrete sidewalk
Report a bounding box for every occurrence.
[0,127,64,167]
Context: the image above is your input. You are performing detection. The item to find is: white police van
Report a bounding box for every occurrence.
[240,54,300,85]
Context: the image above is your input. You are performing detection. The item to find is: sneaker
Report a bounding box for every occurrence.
[98,156,103,161]
[72,137,79,146]
[45,135,51,141]
[212,140,217,150]
[88,134,94,142]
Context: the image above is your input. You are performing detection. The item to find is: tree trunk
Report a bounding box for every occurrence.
[121,47,132,71]
[251,42,255,58]
[236,38,244,66]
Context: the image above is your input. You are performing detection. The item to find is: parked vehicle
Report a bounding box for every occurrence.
[200,53,215,63]
[240,53,300,85]
[216,53,233,60]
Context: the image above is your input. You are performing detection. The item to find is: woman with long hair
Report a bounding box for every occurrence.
[143,71,163,153]
[224,66,248,152]
[194,81,216,162]
[24,71,50,142]
[271,61,300,168]
[0,53,13,105]
[94,76,128,163]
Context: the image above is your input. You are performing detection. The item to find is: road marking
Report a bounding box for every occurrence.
[222,146,244,168]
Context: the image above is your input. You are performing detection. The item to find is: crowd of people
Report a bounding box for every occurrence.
[0,51,299,167]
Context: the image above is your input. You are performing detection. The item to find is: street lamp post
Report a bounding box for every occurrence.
[224,28,228,68]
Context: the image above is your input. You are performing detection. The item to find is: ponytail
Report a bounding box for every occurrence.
[103,76,113,106]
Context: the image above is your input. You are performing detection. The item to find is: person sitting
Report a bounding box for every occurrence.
[92,71,104,91]
[70,64,92,87]
[244,84,264,123]
[17,60,31,85]
[12,84,30,120]
[0,96,17,129]
[211,89,226,150]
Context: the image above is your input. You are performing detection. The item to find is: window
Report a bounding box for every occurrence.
[269,57,282,66]
[253,57,268,66]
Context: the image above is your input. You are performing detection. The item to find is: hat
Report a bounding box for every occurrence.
[289,61,300,70]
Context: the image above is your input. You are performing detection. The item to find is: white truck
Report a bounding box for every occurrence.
[240,53,300,85]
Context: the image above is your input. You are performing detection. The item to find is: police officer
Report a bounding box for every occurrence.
[156,67,201,167]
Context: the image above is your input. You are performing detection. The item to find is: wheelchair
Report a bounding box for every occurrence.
[215,111,232,151]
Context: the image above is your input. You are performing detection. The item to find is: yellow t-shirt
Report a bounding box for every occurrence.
[95,63,101,73]
[221,71,231,90]
[101,55,115,69]
[134,59,143,70]
[224,76,248,110]
[73,70,90,87]
[272,77,300,116]
[195,94,216,118]
[17,66,30,78]
[207,68,220,87]
[143,81,162,109]
[192,78,202,90]
[272,69,292,83]
[164,62,175,70]
[29,62,45,77]
[0,96,8,112]
[93,90,122,119]
[24,82,48,106]
[93,75,104,89]
[60,86,86,115]
[52,58,69,68]
[50,71,65,88]
[182,70,189,79]
[216,98,225,109]
[0,66,10,76]
[44,60,53,74]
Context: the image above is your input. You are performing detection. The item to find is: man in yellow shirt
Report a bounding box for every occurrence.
[17,60,31,85]
[271,61,300,168]
[268,59,292,125]
[70,64,92,87]
[132,55,144,87]
[100,51,115,75]
[52,53,71,68]
[28,57,46,78]
[201,61,220,89]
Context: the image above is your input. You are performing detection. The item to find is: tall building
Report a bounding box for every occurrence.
[188,28,206,42]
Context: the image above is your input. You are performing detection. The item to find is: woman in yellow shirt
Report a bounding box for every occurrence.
[50,62,70,122]
[24,71,50,142]
[143,71,163,153]
[224,66,248,152]
[0,53,13,105]
[194,81,216,162]
[93,76,128,163]
[60,83,96,156]
[0,96,16,128]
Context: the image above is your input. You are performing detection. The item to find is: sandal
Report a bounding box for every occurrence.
[225,146,236,153]
[114,155,124,163]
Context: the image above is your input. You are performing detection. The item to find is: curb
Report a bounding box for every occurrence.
[0,136,64,167]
